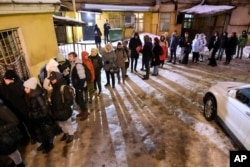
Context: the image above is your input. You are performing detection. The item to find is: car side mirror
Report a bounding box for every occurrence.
[228,89,236,98]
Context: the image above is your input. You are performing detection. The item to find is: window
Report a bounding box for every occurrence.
[159,13,170,32]
[0,29,21,64]
[134,13,144,32]
[0,28,30,80]
[236,88,250,107]
[183,14,193,29]
[109,13,121,28]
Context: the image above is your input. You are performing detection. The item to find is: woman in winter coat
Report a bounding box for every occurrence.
[0,102,25,167]
[151,37,162,76]
[225,32,238,65]
[122,40,130,77]
[142,35,153,80]
[89,48,103,95]
[23,77,57,154]
[48,71,75,144]
[102,43,117,88]
[159,35,168,68]
[192,34,202,63]
[82,51,95,103]
[208,31,220,67]
[129,32,142,72]
[115,42,127,84]
[94,24,102,48]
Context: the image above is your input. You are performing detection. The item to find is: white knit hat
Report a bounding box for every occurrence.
[23,77,37,90]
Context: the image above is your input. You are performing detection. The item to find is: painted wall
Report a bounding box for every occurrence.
[0,13,58,76]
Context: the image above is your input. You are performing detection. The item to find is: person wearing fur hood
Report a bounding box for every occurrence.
[102,43,117,88]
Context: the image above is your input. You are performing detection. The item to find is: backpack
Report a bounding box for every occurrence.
[60,85,75,104]
[76,63,92,82]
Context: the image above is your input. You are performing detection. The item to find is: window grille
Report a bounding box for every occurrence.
[0,28,30,80]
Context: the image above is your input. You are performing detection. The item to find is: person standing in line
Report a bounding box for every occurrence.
[129,32,142,73]
[94,24,102,48]
[199,34,207,62]
[151,37,162,76]
[89,48,103,96]
[0,70,35,145]
[236,30,248,59]
[192,34,202,63]
[102,43,117,88]
[0,102,26,167]
[159,34,168,67]
[217,32,228,61]
[81,51,95,103]
[115,42,127,84]
[68,52,88,121]
[168,30,179,64]
[179,31,192,64]
[48,71,75,144]
[207,31,220,66]
[103,19,111,44]
[141,35,153,80]
[225,32,238,65]
[122,40,130,77]
[23,77,57,154]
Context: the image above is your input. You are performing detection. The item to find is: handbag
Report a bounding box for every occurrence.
[109,63,119,73]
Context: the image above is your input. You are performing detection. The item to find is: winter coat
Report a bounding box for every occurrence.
[238,34,248,47]
[0,103,23,155]
[159,42,168,61]
[142,41,153,63]
[219,35,228,49]
[192,38,202,53]
[89,54,103,77]
[208,36,220,52]
[151,43,162,66]
[50,78,73,121]
[26,85,57,142]
[170,34,179,49]
[129,33,142,59]
[70,58,86,91]
[226,36,238,56]
[115,48,127,68]
[179,37,192,53]
[94,25,102,44]
[82,57,95,82]
[102,45,117,71]
[0,79,29,121]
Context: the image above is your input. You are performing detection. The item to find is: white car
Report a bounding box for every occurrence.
[203,82,250,150]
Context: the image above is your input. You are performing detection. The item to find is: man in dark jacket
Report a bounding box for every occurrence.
[142,35,153,80]
[168,30,179,64]
[49,71,75,143]
[129,32,142,73]
[68,52,88,121]
[103,19,110,44]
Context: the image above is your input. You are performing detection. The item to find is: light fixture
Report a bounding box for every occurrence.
[81,3,151,12]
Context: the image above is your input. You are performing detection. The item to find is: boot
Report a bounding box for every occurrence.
[66,135,74,144]
[80,112,89,121]
[42,143,54,154]
[16,162,25,167]
[60,133,68,141]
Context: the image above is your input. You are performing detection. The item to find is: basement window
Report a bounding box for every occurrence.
[0,29,23,64]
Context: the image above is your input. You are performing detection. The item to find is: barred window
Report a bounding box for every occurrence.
[183,14,194,29]
[109,13,121,28]
[159,13,170,32]
[134,13,144,32]
[0,29,23,64]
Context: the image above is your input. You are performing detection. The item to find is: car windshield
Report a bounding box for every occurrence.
[236,88,250,107]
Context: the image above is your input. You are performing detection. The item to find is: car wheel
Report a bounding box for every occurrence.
[204,94,217,121]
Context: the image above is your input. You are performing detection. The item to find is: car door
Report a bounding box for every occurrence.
[224,89,250,147]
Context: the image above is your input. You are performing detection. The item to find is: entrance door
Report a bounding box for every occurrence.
[81,13,96,40]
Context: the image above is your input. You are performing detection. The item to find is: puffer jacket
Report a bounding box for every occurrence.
[26,85,57,142]
[50,77,73,121]
[102,43,117,71]
[89,54,103,77]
